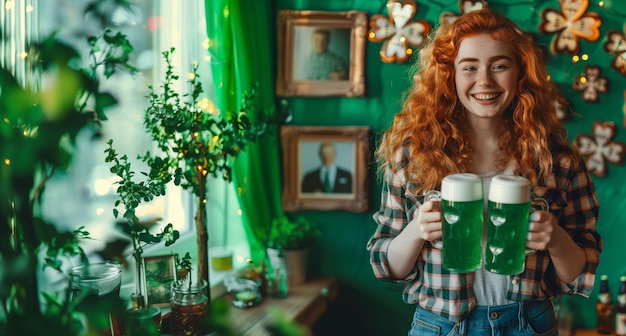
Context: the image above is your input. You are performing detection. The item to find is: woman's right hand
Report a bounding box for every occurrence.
[412,199,443,243]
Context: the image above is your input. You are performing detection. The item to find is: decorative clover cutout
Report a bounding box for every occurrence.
[367,0,431,64]
[439,0,488,26]
[575,121,626,177]
[538,0,602,55]
[573,65,609,103]
[554,97,573,122]
[603,25,626,76]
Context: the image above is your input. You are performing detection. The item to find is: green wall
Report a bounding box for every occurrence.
[275,1,626,334]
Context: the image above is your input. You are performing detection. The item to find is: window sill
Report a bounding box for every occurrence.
[161,277,339,335]
[120,232,248,304]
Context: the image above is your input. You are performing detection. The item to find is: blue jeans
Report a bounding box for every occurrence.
[408,300,558,336]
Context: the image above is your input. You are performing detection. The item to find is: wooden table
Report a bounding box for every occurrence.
[227,277,339,335]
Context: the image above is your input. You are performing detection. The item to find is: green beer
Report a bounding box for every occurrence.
[485,201,531,275]
[485,175,531,275]
[440,173,483,273]
[441,198,484,272]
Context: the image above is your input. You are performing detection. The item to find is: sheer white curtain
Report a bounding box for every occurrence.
[30,0,247,291]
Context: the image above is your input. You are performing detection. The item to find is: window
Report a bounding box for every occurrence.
[27,0,249,293]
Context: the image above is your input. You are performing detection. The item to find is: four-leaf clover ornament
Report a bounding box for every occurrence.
[603,25,626,76]
[367,0,431,63]
[539,0,602,55]
[439,0,488,26]
[573,65,609,102]
[575,121,626,177]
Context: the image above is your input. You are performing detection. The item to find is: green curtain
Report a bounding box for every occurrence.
[204,0,283,263]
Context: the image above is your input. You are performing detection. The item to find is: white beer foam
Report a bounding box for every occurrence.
[441,173,483,202]
[488,175,530,204]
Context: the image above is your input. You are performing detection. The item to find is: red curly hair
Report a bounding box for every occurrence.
[376,8,577,191]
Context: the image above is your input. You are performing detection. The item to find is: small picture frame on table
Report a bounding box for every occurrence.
[276,10,367,97]
[143,254,176,307]
[280,125,370,213]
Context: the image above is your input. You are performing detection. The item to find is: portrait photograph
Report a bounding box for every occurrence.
[281,125,370,213]
[299,140,355,195]
[276,10,367,97]
[292,27,351,82]
[143,254,176,307]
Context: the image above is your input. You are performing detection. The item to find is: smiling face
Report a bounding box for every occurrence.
[454,33,520,120]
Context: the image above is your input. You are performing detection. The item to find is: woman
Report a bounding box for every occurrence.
[366,8,602,335]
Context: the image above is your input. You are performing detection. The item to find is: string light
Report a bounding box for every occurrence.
[4,159,10,165]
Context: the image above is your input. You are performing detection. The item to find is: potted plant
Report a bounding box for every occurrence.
[263,216,320,287]
[104,139,180,312]
[0,1,140,334]
[138,47,276,297]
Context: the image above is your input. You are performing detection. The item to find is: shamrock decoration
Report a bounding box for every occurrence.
[367,0,431,63]
[573,65,608,102]
[439,0,488,26]
[554,96,573,122]
[538,0,602,55]
[603,25,626,76]
[575,121,626,178]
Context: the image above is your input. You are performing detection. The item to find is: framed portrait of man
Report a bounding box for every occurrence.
[276,10,367,97]
[281,126,370,212]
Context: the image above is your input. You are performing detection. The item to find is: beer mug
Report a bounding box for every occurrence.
[438,173,484,272]
[525,197,550,255]
[423,189,443,249]
[485,175,536,275]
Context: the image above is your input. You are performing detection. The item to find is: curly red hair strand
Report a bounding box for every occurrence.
[376,8,577,191]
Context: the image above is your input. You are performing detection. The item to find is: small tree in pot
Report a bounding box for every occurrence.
[263,216,320,287]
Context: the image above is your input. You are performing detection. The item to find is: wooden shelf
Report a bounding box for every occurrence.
[227,277,339,335]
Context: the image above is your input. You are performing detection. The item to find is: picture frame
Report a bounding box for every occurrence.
[276,10,367,97]
[142,254,176,307]
[281,126,370,212]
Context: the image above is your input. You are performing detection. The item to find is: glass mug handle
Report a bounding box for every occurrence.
[525,197,550,255]
[424,190,443,249]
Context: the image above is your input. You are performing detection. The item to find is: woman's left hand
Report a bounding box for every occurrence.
[526,210,557,251]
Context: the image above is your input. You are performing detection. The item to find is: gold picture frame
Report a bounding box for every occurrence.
[142,254,176,307]
[281,126,370,212]
[276,10,367,97]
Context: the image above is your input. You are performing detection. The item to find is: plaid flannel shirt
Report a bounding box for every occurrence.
[366,146,602,323]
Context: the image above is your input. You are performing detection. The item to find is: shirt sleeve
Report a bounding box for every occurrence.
[366,152,419,283]
[553,157,602,297]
